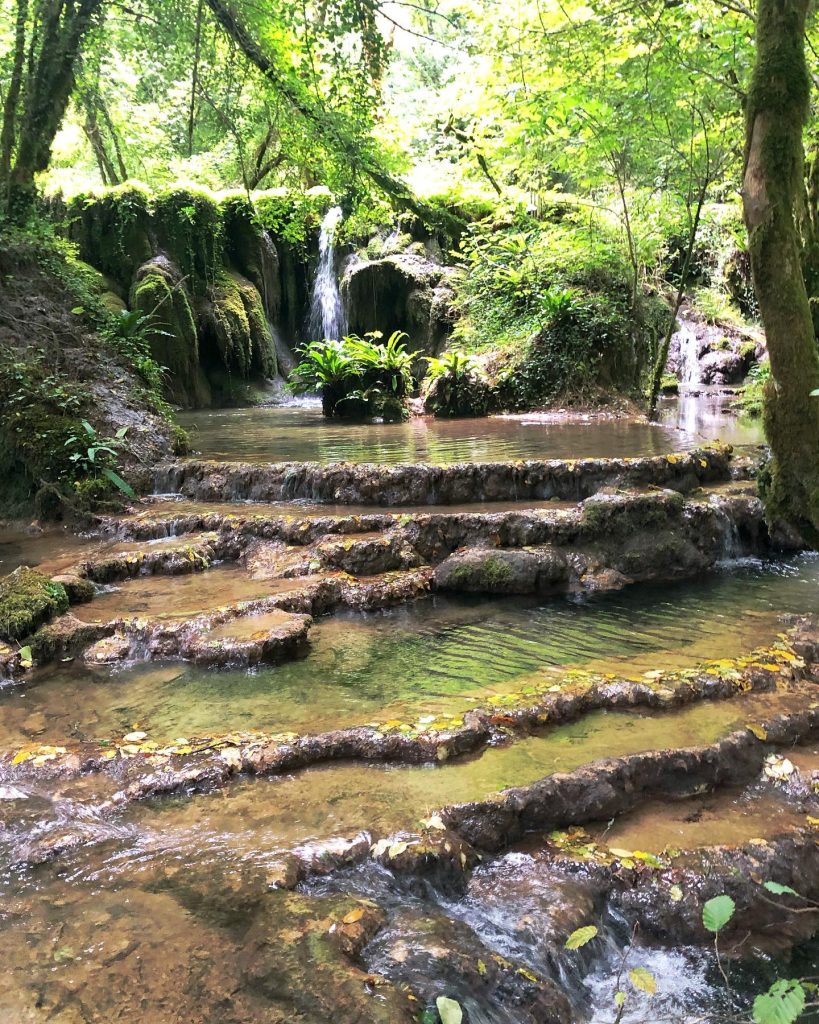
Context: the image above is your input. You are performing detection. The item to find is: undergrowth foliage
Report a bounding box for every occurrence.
[451,210,671,406]
[289,330,417,420]
[0,220,174,514]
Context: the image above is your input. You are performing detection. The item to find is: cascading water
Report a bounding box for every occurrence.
[308,205,347,342]
[673,320,702,385]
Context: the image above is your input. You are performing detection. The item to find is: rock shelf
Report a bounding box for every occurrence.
[1,469,793,677]
[151,445,739,506]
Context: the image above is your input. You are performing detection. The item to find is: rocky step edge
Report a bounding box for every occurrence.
[3,484,797,676]
[148,444,746,507]
[12,688,819,1024]
[5,615,815,800]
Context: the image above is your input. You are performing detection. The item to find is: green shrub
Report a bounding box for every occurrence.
[450,211,667,406]
[735,361,771,418]
[422,350,493,417]
[253,187,332,253]
[289,331,417,419]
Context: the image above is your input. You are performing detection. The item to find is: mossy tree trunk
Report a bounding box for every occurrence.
[2,0,105,218]
[742,0,819,539]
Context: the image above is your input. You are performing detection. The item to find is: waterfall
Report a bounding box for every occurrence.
[672,318,702,385]
[270,324,296,376]
[308,206,347,342]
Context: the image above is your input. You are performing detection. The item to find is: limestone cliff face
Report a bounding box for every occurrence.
[63,186,297,409]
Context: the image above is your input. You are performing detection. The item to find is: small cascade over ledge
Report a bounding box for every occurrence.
[308,206,347,342]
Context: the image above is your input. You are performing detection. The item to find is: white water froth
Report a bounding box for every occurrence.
[308,206,347,342]
[674,319,702,385]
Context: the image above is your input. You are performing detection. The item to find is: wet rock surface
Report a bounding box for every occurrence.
[152,445,738,506]
[4,439,819,1022]
[15,471,790,674]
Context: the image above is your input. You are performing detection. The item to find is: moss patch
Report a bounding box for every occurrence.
[131,257,209,407]
[65,184,154,291]
[0,568,69,642]
[201,270,276,379]
[153,187,224,293]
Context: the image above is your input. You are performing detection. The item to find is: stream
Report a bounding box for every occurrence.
[1,396,817,1024]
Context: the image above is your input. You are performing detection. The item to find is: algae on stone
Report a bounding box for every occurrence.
[131,255,210,407]
[200,270,276,379]
[153,186,224,292]
[0,567,69,642]
[66,183,154,291]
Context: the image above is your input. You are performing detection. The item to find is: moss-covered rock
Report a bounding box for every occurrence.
[199,270,276,379]
[581,489,685,535]
[131,255,210,407]
[50,573,95,604]
[0,567,69,642]
[342,252,458,357]
[435,547,569,595]
[66,183,154,291]
[221,194,282,323]
[153,186,224,293]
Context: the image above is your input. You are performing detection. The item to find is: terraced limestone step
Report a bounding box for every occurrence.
[150,445,740,506]
[21,484,798,672]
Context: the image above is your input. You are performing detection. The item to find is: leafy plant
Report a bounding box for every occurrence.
[435,996,463,1024]
[540,286,577,321]
[702,894,735,934]
[288,332,418,419]
[64,420,136,497]
[735,361,771,418]
[423,349,493,418]
[564,925,598,949]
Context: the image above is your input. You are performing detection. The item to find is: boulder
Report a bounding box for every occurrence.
[434,546,569,595]
[342,251,458,357]
[0,567,68,642]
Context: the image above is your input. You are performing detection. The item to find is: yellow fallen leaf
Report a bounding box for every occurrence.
[343,908,366,924]
[423,814,447,831]
[11,750,32,765]
[123,731,147,743]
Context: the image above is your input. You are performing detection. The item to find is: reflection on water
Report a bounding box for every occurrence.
[178,404,698,464]
[3,555,817,749]
[0,524,100,577]
[658,387,764,447]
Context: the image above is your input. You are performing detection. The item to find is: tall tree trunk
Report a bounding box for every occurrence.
[742,0,819,539]
[83,97,119,184]
[6,0,105,217]
[0,0,29,195]
[97,94,127,180]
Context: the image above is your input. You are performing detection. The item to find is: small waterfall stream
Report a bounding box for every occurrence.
[673,318,702,384]
[308,205,347,342]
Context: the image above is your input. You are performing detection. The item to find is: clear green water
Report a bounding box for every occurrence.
[4,555,816,749]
